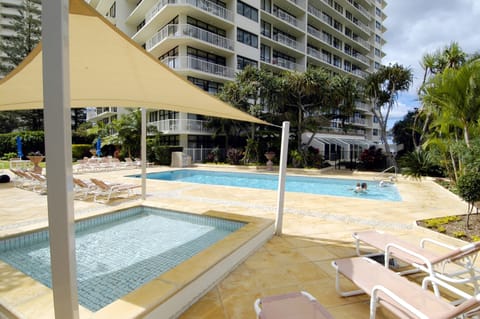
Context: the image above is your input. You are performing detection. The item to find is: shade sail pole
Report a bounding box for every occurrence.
[42,0,79,318]
[141,108,147,199]
[275,121,290,235]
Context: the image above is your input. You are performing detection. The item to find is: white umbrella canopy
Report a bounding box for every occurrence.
[0,0,268,126]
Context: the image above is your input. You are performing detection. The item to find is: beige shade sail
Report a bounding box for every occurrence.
[0,0,269,126]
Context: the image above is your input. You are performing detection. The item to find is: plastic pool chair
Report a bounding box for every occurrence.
[333,256,480,319]
[353,230,480,297]
[254,291,334,319]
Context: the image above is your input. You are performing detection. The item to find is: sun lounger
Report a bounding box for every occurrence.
[254,291,334,319]
[333,256,480,319]
[90,178,140,202]
[353,230,480,296]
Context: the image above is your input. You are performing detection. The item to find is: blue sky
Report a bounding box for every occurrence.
[382,0,480,128]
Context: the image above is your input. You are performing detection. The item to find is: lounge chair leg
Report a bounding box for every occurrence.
[332,261,365,297]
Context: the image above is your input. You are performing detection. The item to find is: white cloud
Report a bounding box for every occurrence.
[382,0,480,125]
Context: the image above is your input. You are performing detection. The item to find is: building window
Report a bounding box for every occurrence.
[137,20,145,32]
[261,0,271,13]
[237,56,257,70]
[374,62,381,69]
[333,55,341,68]
[237,0,258,22]
[261,44,271,62]
[373,116,379,123]
[376,21,381,29]
[373,129,379,136]
[187,47,226,65]
[237,28,258,48]
[334,2,343,13]
[376,7,382,16]
[375,34,381,43]
[149,111,159,122]
[188,76,223,94]
[261,20,271,38]
[374,48,381,57]
[108,2,116,17]
[187,16,226,37]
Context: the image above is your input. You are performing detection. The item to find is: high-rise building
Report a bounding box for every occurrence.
[90,0,388,161]
[0,0,23,74]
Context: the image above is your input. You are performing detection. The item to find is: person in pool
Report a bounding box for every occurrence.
[361,182,368,192]
[354,182,362,193]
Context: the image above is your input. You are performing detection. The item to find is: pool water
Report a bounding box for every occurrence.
[140,170,402,202]
[0,206,245,311]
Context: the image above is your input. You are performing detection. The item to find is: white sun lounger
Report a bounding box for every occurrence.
[333,256,480,319]
[352,230,480,297]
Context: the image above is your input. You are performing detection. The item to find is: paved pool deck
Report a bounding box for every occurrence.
[0,164,470,319]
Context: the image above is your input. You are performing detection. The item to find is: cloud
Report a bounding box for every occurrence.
[382,0,480,125]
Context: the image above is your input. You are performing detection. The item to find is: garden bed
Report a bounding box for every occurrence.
[417,213,480,242]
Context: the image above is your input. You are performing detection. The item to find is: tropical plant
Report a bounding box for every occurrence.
[279,67,329,151]
[364,64,413,168]
[456,172,480,228]
[398,149,443,179]
[421,59,480,149]
[105,109,156,158]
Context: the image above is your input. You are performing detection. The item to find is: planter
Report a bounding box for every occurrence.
[27,156,45,174]
[264,152,275,171]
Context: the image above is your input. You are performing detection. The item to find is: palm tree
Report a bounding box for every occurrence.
[328,74,360,132]
[364,64,413,168]
[421,59,480,148]
[280,67,329,150]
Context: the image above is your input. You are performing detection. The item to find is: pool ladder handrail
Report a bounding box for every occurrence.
[374,166,398,183]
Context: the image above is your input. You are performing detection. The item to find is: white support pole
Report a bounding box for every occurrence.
[275,121,290,235]
[42,0,79,318]
[141,108,147,200]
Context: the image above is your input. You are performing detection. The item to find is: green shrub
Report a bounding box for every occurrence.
[72,144,92,161]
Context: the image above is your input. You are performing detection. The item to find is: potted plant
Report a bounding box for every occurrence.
[27,151,45,174]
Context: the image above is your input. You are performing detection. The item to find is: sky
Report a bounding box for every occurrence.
[381,0,480,128]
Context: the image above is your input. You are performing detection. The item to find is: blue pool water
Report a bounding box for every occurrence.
[139,170,402,202]
[0,206,245,311]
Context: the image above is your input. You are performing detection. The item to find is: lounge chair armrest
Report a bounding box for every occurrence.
[385,243,433,269]
[420,238,456,250]
[422,276,473,301]
[371,285,429,319]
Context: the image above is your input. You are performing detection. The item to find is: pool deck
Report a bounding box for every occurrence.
[0,164,471,319]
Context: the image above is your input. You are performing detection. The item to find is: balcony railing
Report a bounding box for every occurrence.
[307,25,332,46]
[146,0,233,24]
[351,68,368,78]
[307,47,331,64]
[272,33,303,51]
[146,24,234,51]
[150,119,214,134]
[271,57,298,71]
[161,56,235,78]
[272,8,298,27]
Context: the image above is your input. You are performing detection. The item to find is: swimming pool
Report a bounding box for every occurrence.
[139,170,402,202]
[0,206,245,312]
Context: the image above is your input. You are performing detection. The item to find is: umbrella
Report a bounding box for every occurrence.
[96,137,101,157]
[16,136,23,159]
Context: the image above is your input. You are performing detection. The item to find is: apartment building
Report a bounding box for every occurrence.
[0,0,23,75]
[86,0,387,161]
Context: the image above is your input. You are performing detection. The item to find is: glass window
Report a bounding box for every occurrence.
[237,28,258,48]
[237,1,258,22]
[237,56,257,70]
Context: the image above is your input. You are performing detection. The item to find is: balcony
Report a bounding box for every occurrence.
[307,47,330,64]
[351,68,368,79]
[146,0,234,24]
[161,56,235,79]
[146,24,234,52]
[272,8,298,27]
[346,0,371,20]
[150,119,214,134]
[272,33,304,52]
[271,57,298,71]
